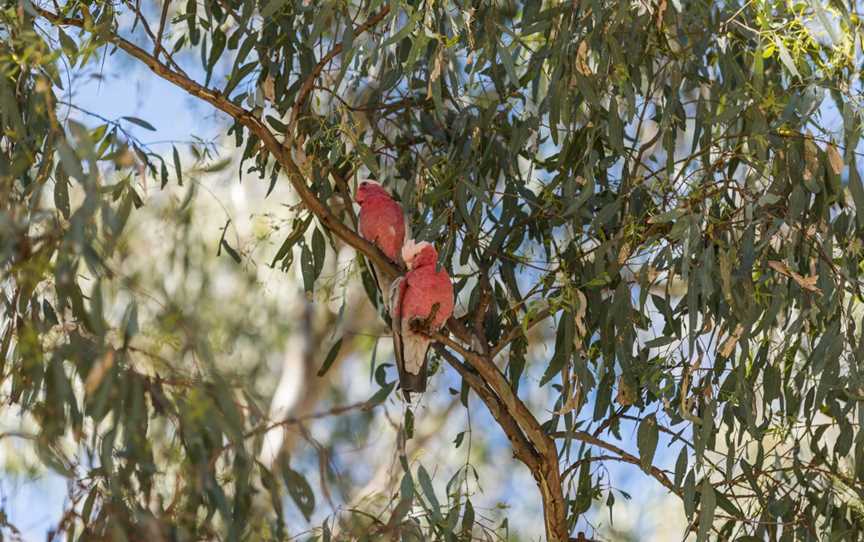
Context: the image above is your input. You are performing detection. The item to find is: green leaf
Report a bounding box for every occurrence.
[382,10,421,47]
[42,300,58,326]
[608,98,624,152]
[462,498,475,537]
[280,461,315,521]
[172,145,183,186]
[301,242,315,293]
[572,456,592,514]
[763,364,781,404]
[539,312,574,386]
[400,470,414,500]
[404,408,414,440]
[606,490,615,524]
[774,38,800,79]
[220,240,242,263]
[54,176,70,219]
[674,446,688,489]
[121,301,138,344]
[365,381,395,408]
[58,28,78,56]
[317,338,342,377]
[258,461,285,525]
[224,61,257,97]
[354,140,379,175]
[260,0,289,18]
[57,138,84,181]
[266,115,288,133]
[808,0,841,45]
[683,471,696,519]
[403,32,429,73]
[122,116,157,131]
[417,465,441,518]
[498,41,519,86]
[205,28,226,86]
[697,479,716,541]
[271,215,312,268]
[200,158,232,173]
[160,160,169,189]
[848,158,864,228]
[637,414,659,473]
[311,227,326,279]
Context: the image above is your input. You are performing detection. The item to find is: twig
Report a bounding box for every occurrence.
[153,0,171,60]
[553,430,678,494]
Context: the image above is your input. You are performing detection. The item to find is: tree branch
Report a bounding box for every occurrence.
[552,430,678,494]
[153,0,170,60]
[434,346,539,468]
[433,327,555,457]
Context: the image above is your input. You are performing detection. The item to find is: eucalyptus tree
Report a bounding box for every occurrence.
[3,0,864,540]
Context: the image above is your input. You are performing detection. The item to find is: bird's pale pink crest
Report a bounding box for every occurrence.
[402,240,436,270]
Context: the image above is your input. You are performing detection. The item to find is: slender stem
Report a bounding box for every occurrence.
[553,430,678,494]
[153,0,170,60]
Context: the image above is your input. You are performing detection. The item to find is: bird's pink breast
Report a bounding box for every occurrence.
[401,267,454,329]
[358,196,405,263]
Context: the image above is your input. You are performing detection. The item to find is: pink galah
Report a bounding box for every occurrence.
[355,180,406,310]
[389,240,454,398]
[355,180,406,264]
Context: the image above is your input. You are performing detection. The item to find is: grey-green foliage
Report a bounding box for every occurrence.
[3,0,864,540]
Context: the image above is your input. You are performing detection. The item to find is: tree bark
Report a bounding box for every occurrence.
[538,465,569,542]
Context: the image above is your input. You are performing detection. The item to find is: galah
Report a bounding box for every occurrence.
[389,240,454,398]
[355,180,406,310]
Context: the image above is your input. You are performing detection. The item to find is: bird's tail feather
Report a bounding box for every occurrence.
[398,364,427,403]
[399,368,427,394]
[398,329,429,399]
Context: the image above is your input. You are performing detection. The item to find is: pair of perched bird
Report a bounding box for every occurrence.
[354,180,454,398]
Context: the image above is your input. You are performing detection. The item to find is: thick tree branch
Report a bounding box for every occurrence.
[435,346,538,468]
[433,327,555,457]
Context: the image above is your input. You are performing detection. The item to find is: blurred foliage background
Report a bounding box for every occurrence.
[3,0,864,540]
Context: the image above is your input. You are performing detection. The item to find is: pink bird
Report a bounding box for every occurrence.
[355,180,405,264]
[355,180,406,310]
[389,240,455,398]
